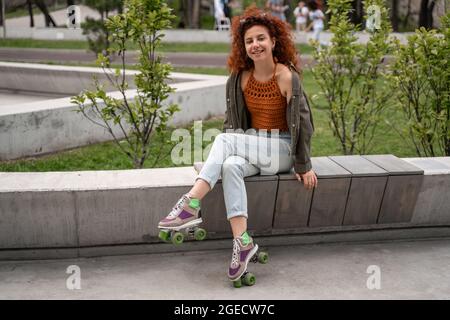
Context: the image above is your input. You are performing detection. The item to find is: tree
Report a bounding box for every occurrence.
[390,0,398,32]
[388,13,450,156]
[181,0,201,29]
[350,0,364,28]
[82,0,123,57]
[310,0,394,155]
[419,0,436,29]
[72,0,180,169]
[27,0,57,27]
[26,0,34,27]
[0,0,4,28]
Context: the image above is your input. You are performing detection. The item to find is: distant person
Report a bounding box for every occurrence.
[214,0,226,21]
[223,0,232,19]
[305,0,325,43]
[214,0,231,30]
[265,0,288,22]
[293,1,309,32]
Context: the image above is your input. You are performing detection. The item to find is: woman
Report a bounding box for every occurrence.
[294,1,309,32]
[158,6,317,283]
[305,0,325,42]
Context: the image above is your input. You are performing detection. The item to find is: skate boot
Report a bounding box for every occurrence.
[228,232,269,288]
[158,194,206,244]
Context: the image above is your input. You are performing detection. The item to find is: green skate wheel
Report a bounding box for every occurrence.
[233,279,242,288]
[159,230,170,242]
[258,251,269,264]
[171,231,184,245]
[194,228,207,241]
[243,272,256,286]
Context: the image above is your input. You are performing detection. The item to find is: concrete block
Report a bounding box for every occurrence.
[201,175,278,237]
[0,191,77,249]
[275,157,352,228]
[76,187,192,246]
[364,155,424,224]
[329,155,388,226]
[403,157,450,224]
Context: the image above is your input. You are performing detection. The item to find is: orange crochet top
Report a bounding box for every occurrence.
[243,67,289,132]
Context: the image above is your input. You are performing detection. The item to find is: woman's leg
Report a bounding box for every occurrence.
[229,216,247,238]
[160,132,292,231]
[225,135,293,281]
[187,178,210,200]
[197,132,290,190]
[221,155,260,237]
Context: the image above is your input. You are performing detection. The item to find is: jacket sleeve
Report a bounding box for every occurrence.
[223,76,231,133]
[294,88,315,174]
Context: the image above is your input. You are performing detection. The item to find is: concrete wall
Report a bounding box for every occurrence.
[0,61,140,96]
[0,62,227,160]
[0,155,449,260]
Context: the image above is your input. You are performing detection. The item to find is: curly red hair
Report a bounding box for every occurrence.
[227,6,300,75]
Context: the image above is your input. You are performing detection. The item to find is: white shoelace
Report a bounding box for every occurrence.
[231,238,242,267]
[167,194,190,218]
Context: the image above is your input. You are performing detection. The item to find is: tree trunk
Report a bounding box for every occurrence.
[27,0,34,27]
[350,0,363,28]
[35,0,57,27]
[184,0,200,29]
[427,0,436,29]
[180,0,188,28]
[0,0,3,27]
[190,0,200,29]
[402,0,412,29]
[419,0,436,29]
[391,0,398,32]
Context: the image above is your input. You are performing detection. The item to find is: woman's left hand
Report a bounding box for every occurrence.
[295,169,318,190]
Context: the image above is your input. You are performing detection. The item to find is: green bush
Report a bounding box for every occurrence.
[72,0,179,169]
[387,13,450,157]
[82,0,123,56]
[310,0,394,155]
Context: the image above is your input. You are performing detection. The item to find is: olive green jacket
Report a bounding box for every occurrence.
[223,67,315,174]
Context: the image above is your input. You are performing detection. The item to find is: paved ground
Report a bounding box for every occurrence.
[1,237,449,300]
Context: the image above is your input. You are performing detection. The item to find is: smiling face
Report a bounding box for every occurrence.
[244,25,275,63]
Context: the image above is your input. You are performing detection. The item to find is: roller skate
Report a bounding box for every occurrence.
[158,193,207,245]
[228,232,269,288]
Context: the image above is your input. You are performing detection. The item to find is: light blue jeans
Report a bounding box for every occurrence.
[196,130,293,220]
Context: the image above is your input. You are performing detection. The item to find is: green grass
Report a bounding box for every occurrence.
[0,117,225,172]
[0,69,419,172]
[0,38,314,54]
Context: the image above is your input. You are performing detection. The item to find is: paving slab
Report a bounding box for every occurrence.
[1,237,449,299]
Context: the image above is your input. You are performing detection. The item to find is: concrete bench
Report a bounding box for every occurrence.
[0,155,449,260]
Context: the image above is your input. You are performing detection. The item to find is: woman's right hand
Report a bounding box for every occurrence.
[295,169,318,190]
